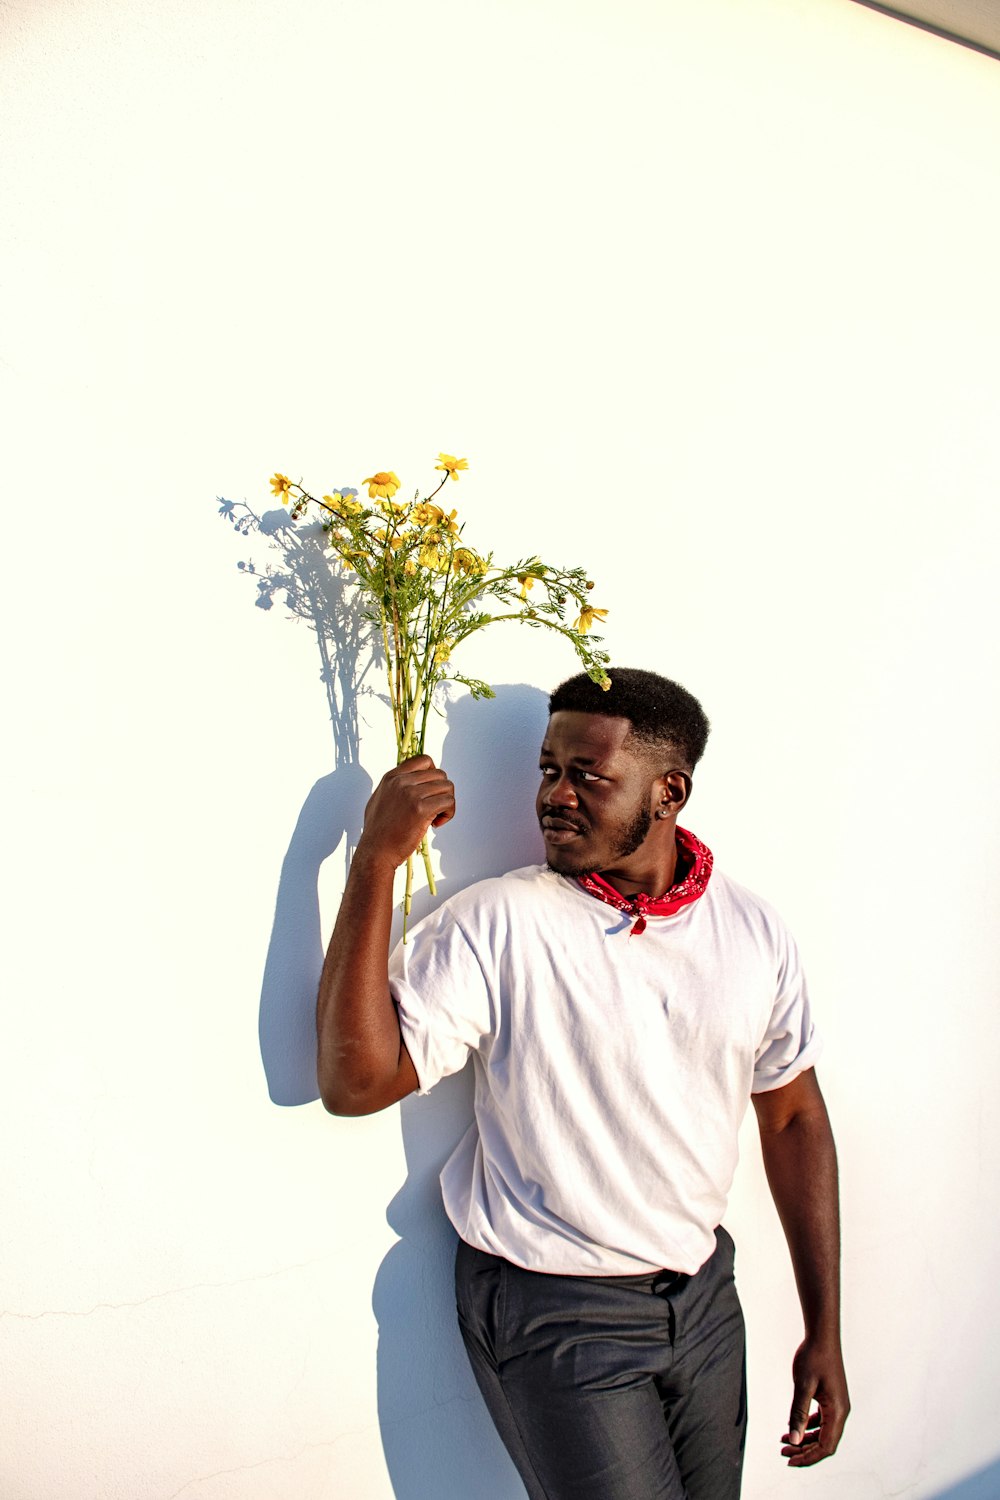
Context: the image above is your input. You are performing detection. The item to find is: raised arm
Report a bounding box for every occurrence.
[751,1067,850,1468]
[316,755,455,1116]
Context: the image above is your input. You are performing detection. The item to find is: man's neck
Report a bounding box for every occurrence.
[597,831,682,900]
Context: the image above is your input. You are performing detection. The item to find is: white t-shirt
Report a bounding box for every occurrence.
[390,862,821,1276]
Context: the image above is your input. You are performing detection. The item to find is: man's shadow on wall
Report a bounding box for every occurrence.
[255,657,546,1496]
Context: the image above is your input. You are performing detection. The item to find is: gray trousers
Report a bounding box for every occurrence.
[455,1227,747,1500]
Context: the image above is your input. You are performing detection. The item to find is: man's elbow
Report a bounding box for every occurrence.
[321,1090,377,1117]
[315,1009,416,1116]
[318,1072,384,1116]
[317,1057,405,1116]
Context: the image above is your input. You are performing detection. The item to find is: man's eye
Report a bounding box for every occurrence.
[539,766,601,782]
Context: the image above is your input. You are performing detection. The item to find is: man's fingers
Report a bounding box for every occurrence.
[404,759,455,819]
[390,756,446,783]
[379,759,455,814]
[782,1430,835,1467]
[787,1390,814,1446]
[781,1400,848,1466]
[409,784,456,845]
[782,1421,827,1466]
[780,1415,822,1454]
[415,787,455,818]
[394,764,454,800]
[783,1446,825,1467]
[781,1445,821,1463]
[781,1411,821,1443]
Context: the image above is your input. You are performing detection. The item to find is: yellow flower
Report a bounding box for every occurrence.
[372,529,404,552]
[377,497,408,518]
[435,453,469,481]
[411,501,443,528]
[323,492,364,518]
[403,557,417,576]
[270,473,293,505]
[419,541,446,570]
[434,640,453,664]
[455,548,487,576]
[362,471,400,500]
[517,573,536,600]
[412,500,459,535]
[573,606,609,634]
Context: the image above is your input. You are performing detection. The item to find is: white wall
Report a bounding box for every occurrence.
[3,0,1000,1496]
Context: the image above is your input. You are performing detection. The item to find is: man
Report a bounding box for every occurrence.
[317,668,849,1500]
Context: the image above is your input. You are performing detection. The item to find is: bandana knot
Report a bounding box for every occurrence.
[575,827,714,935]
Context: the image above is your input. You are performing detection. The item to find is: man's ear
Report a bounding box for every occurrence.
[654,771,691,819]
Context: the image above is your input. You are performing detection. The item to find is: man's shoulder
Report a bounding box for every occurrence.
[706,866,797,946]
[709,865,778,915]
[441,863,560,926]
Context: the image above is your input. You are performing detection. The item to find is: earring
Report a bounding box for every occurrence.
[655,805,670,820]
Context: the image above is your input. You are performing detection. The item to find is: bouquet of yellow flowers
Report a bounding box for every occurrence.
[267,455,610,931]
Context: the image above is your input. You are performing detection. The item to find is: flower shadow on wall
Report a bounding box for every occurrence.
[220,498,379,776]
[219,497,379,1104]
[374,683,548,1500]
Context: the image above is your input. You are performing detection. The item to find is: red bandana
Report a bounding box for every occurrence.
[575,827,714,935]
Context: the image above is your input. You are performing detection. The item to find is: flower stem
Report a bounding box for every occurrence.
[424,471,452,503]
[403,853,414,924]
[420,834,436,895]
[381,612,401,740]
[399,676,424,756]
[416,538,457,752]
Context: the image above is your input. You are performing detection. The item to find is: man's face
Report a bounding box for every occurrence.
[536,711,660,877]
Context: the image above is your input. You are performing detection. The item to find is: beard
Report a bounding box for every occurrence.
[542,801,652,877]
[614,804,653,864]
[613,801,653,859]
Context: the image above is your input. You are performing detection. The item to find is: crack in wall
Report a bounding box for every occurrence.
[160,1428,377,1500]
[1,1250,338,1322]
[157,1398,481,1500]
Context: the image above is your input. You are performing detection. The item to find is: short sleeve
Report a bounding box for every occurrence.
[389,901,495,1095]
[751,922,823,1093]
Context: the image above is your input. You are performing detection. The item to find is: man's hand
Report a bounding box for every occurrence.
[358,755,456,871]
[781,1336,850,1466]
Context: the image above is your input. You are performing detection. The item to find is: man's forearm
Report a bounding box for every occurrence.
[758,1101,841,1340]
[316,845,408,1115]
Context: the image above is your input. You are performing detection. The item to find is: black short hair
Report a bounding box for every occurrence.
[548,667,710,772]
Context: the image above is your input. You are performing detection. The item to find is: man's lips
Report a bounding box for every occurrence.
[541,815,587,843]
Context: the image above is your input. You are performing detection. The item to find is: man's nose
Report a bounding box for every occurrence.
[543,772,578,807]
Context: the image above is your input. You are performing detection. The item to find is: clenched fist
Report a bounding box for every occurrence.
[358,755,456,870]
